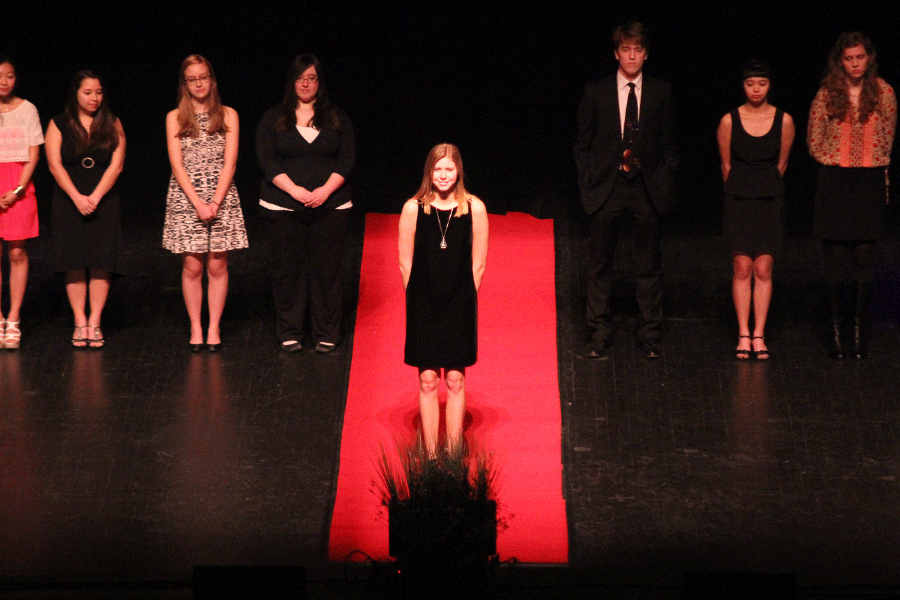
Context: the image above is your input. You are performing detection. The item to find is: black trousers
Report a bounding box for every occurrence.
[586,173,662,343]
[263,207,350,344]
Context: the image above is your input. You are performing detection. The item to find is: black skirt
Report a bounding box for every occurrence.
[813,165,886,240]
[723,193,784,256]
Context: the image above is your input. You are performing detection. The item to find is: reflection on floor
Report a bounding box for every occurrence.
[1,209,898,599]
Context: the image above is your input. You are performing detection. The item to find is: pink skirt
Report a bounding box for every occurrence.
[0,161,39,240]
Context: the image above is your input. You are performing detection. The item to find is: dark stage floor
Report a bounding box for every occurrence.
[2,204,900,599]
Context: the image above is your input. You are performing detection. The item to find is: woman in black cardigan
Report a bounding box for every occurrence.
[256,54,355,353]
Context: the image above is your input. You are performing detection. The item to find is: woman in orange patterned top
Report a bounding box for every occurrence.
[808,31,896,359]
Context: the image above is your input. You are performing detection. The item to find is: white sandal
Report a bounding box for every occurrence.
[3,320,20,350]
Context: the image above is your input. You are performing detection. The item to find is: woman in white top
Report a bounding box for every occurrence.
[0,54,44,350]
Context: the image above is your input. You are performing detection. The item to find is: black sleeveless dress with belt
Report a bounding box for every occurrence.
[723,108,785,256]
[404,204,477,370]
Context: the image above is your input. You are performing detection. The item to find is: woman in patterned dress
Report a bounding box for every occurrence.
[164,55,247,352]
[808,32,896,359]
[0,55,43,349]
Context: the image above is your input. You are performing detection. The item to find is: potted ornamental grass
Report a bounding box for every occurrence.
[374,437,503,598]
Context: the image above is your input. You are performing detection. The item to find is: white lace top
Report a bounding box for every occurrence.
[0,100,44,163]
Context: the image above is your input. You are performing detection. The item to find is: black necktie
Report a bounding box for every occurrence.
[622,82,639,179]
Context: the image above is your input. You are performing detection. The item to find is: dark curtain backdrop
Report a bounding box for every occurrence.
[8,2,899,233]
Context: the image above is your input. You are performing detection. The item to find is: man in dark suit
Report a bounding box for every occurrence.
[574,21,678,360]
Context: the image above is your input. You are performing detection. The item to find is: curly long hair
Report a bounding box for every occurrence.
[174,55,228,138]
[63,69,119,154]
[821,31,881,123]
[413,143,473,216]
[276,53,339,131]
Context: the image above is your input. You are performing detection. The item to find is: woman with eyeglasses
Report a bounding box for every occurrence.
[255,54,355,353]
[163,55,247,352]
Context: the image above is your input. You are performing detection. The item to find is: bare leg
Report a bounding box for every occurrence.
[418,369,440,457]
[87,270,110,328]
[444,369,466,452]
[732,253,753,355]
[751,254,773,357]
[206,251,229,345]
[66,270,89,347]
[66,270,89,326]
[0,243,4,322]
[182,253,205,345]
[6,241,28,324]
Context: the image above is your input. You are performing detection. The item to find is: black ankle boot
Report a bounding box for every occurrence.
[850,281,872,360]
[826,282,846,359]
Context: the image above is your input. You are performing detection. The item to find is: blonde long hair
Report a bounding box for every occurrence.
[175,55,228,138]
[413,143,472,216]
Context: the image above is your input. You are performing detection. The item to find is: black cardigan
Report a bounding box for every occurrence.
[255,105,355,213]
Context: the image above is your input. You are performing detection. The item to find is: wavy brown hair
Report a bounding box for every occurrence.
[413,143,473,216]
[63,70,119,155]
[821,31,881,123]
[174,55,228,138]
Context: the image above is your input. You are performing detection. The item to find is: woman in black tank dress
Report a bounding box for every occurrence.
[717,61,795,360]
[398,144,488,456]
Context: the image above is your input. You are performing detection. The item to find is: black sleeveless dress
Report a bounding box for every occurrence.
[404,204,477,370]
[50,114,125,274]
[723,108,785,256]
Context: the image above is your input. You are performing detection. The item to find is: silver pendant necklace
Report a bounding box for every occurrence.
[435,206,455,249]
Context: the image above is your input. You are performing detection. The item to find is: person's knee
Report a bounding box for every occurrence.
[7,245,27,264]
[419,371,439,394]
[207,256,228,279]
[445,371,465,394]
[183,258,204,280]
[733,257,753,281]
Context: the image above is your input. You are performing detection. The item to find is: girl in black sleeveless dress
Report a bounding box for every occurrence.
[398,144,488,456]
[716,61,795,360]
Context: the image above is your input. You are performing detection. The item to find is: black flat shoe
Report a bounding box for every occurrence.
[640,340,661,359]
[189,342,204,352]
[584,339,611,360]
[206,343,222,352]
[281,340,303,353]
[315,342,337,354]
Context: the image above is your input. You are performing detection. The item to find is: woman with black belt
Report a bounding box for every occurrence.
[717,61,794,360]
[808,32,896,359]
[256,54,355,353]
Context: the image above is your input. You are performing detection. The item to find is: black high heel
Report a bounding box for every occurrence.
[735,335,752,360]
[752,336,769,361]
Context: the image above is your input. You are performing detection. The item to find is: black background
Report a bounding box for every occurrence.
[8,1,899,232]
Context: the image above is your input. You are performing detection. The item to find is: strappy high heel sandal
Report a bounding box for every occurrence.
[735,335,752,360]
[752,336,769,361]
[87,326,105,349]
[72,325,88,348]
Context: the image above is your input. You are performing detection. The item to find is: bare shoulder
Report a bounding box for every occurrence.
[402,198,420,215]
[468,195,487,214]
[719,112,733,128]
[223,105,239,121]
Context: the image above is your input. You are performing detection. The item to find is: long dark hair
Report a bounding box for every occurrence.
[64,69,119,154]
[276,53,339,131]
[821,31,881,123]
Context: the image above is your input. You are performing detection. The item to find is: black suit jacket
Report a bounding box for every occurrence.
[574,73,678,217]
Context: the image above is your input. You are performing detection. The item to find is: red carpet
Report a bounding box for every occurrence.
[329,212,567,564]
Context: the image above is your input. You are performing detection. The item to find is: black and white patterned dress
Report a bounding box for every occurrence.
[163,112,248,253]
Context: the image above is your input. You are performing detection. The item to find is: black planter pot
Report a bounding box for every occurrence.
[389,499,497,598]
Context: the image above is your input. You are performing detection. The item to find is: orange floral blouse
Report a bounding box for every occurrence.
[807,78,897,168]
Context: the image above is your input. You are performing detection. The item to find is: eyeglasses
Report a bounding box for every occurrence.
[297,75,318,84]
[185,74,211,85]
